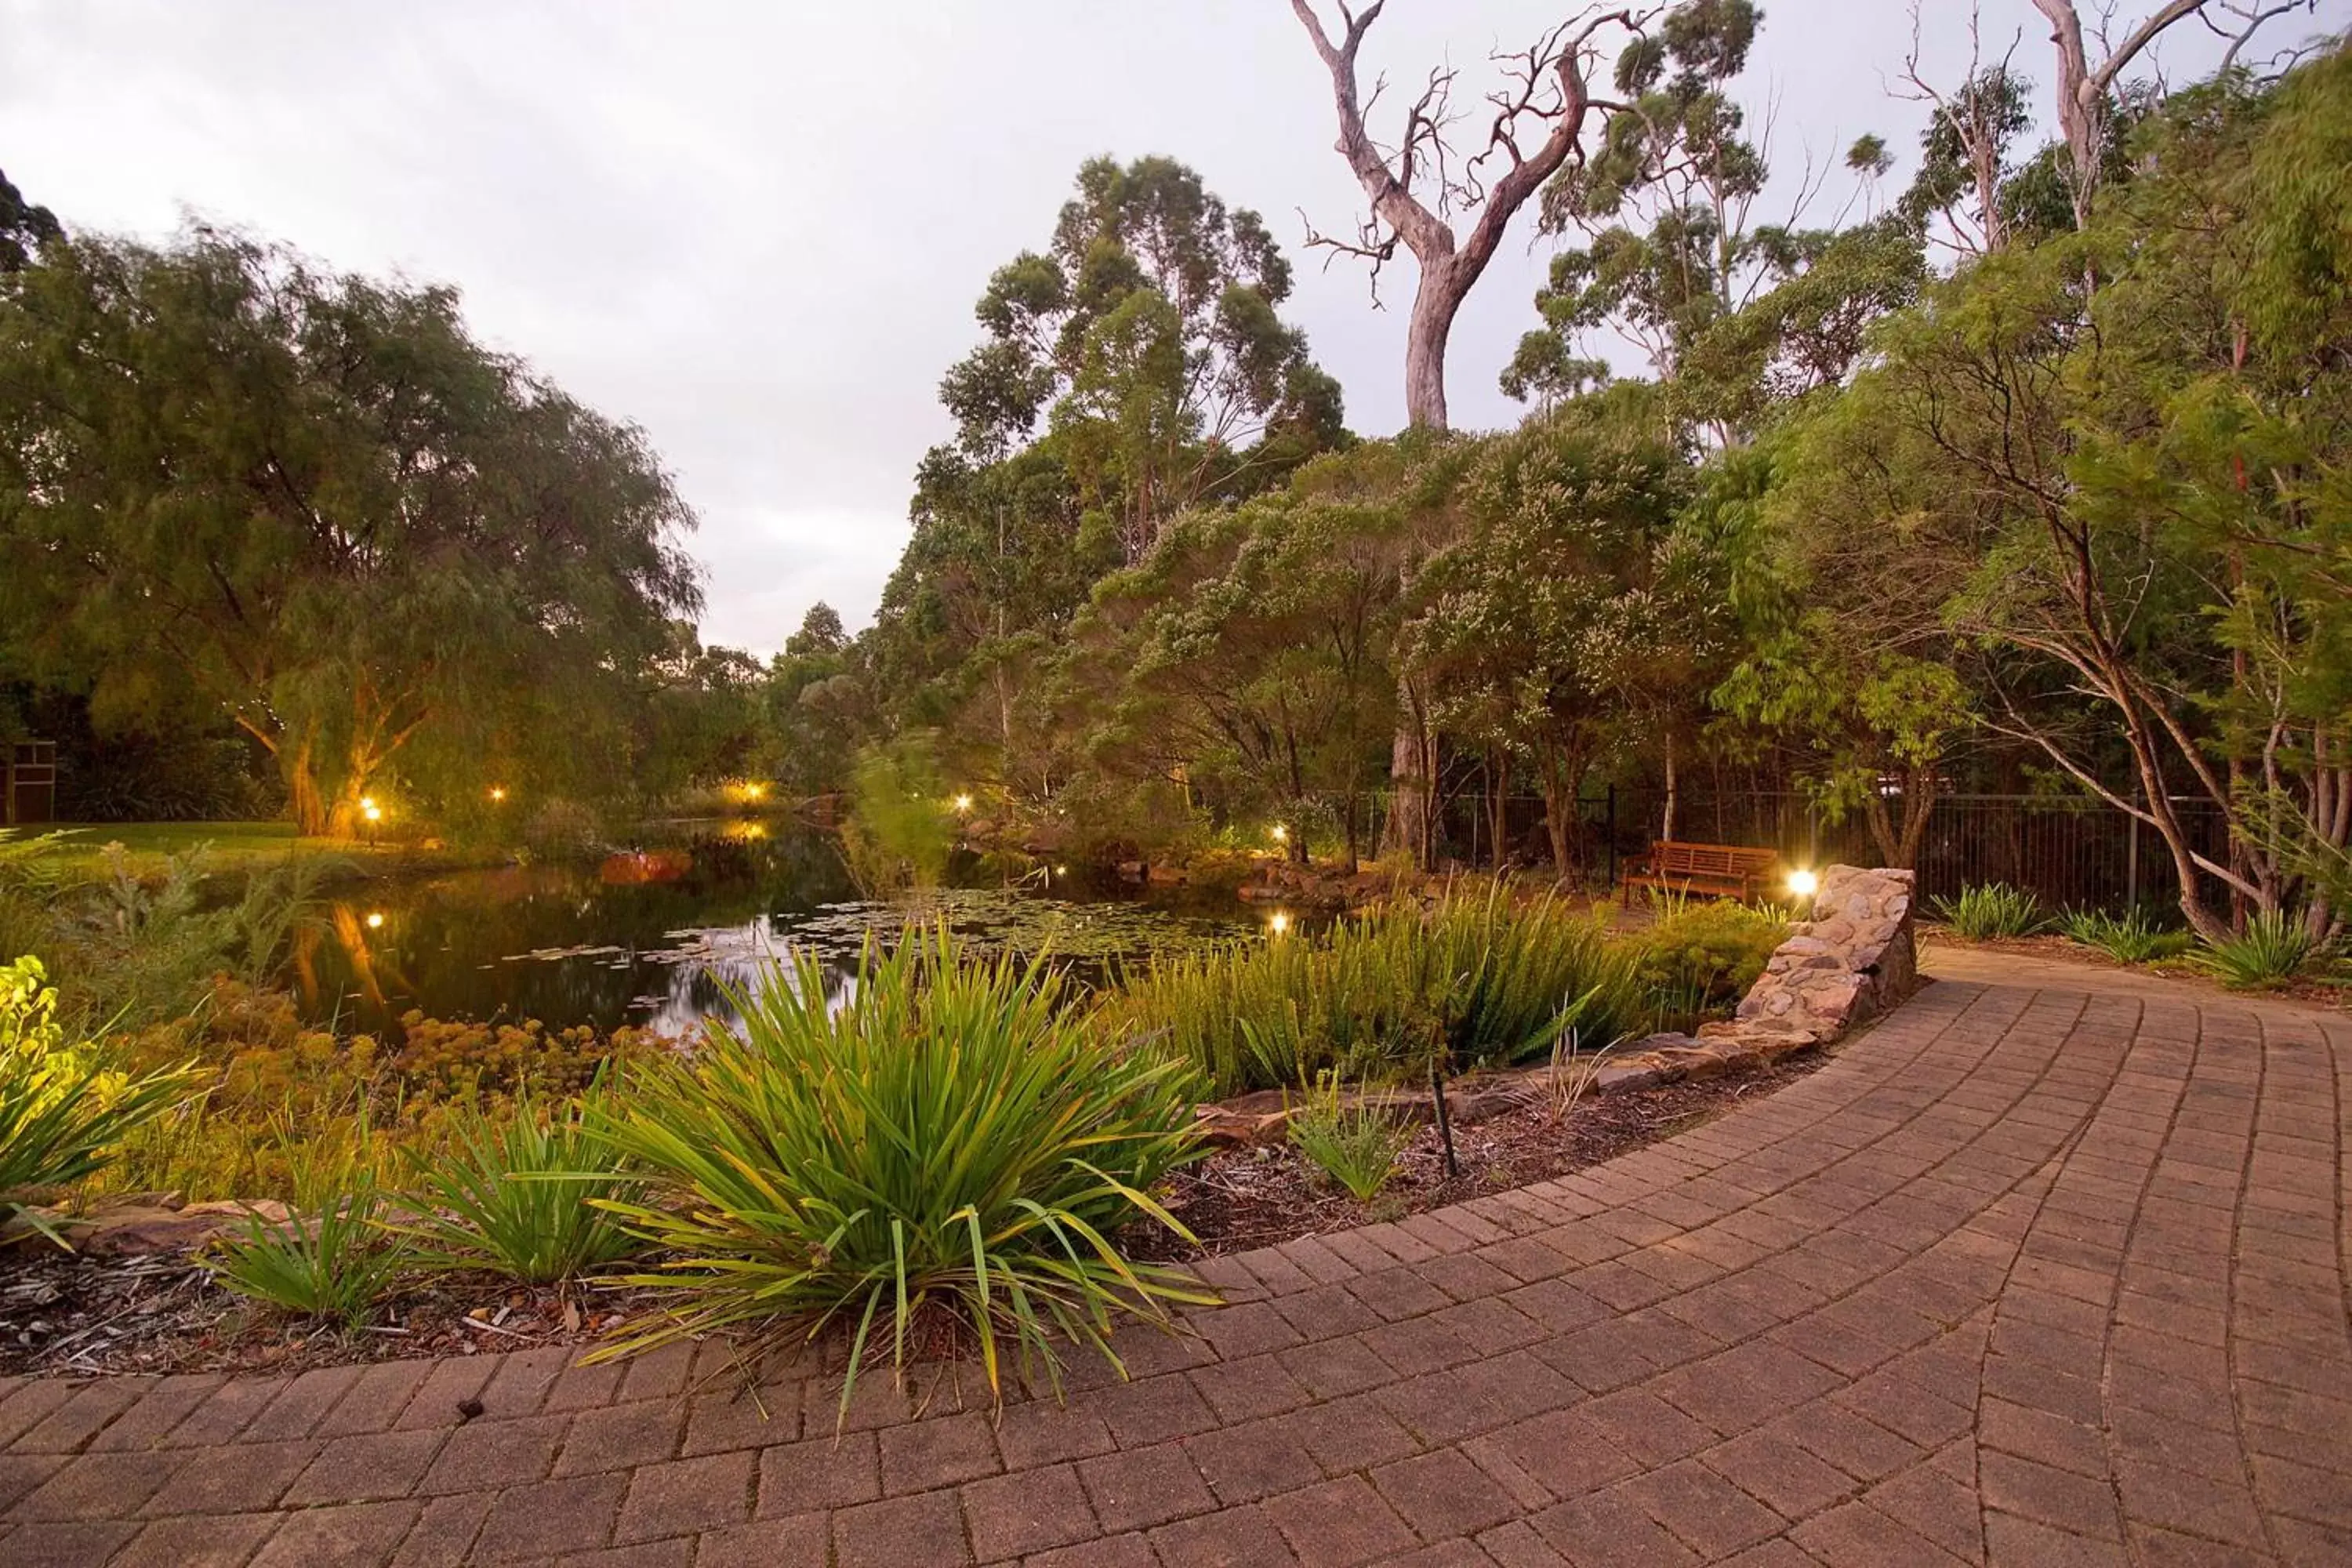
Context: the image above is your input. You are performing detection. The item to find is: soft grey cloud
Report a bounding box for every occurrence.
[4,0,2337,654]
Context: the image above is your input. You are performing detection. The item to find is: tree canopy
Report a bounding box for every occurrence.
[0,228,702,833]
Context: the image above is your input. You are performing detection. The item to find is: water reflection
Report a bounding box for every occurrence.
[292,824,1244,1036]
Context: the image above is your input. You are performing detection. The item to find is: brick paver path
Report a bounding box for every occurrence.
[5,967,2350,1566]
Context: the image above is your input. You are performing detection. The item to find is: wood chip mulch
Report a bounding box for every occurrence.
[0,1255,665,1379]
[1129,1047,1832,1261]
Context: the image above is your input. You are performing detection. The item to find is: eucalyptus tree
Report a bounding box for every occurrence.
[1404,390,1704,876]
[1080,441,1461,869]
[1757,56,2352,936]
[1287,0,1659,431]
[0,228,701,836]
[938,154,1341,566]
[0,170,58,272]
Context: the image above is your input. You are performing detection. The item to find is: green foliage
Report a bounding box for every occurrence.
[2056,907,2193,964]
[2190,910,2324,989]
[104,979,655,1202]
[205,1139,412,1326]
[397,1095,644,1285]
[1098,888,1644,1096]
[1632,897,1788,1031]
[0,227,702,836]
[1287,1076,1414,1201]
[1932,884,2049,940]
[0,956,193,1241]
[1408,395,1707,876]
[0,834,336,1033]
[586,929,1205,1410]
[837,734,956,895]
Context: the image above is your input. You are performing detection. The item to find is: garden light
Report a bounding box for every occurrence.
[1270,824,1288,843]
[952,793,974,812]
[488,786,506,803]
[365,911,385,929]
[1267,911,1293,936]
[1787,868,1819,899]
[362,802,383,823]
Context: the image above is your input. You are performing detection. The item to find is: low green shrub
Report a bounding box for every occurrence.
[1287,1076,1415,1201]
[2190,909,2324,989]
[398,1094,644,1285]
[206,1139,412,1326]
[1932,882,2049,939]
[101,979,657,1202]
[1097,887,1644,1096]
[587,927,1205,1412]
[0,955,194,1243]
[2056,907,2193,964]
[1632,898,1788,1032]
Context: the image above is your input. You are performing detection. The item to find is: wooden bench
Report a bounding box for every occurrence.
[1620,840,1780,902]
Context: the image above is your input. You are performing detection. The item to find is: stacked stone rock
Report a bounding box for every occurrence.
[1593,863,1918,1094]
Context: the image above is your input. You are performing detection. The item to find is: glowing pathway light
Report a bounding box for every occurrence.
[488,786,507,803]
[952,793,975,813]
[365,911,385,930]
[1266,911,1294,937]
[1269,824,1289,844]
[1786,868,1820,901]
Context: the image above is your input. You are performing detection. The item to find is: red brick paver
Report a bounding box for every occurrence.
[7,964,2351,1565]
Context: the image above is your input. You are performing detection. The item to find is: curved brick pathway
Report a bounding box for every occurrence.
[4,965,2350,1566]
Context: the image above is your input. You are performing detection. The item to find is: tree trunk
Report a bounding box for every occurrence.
[1660,732,1679,845]
[1537,749,1587,884]
[1381,679,1437,870]
[1403,276,1457,430]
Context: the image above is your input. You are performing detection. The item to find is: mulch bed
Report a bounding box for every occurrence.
[2,1048,1831,1380]
[1129,1047,1831,1261]
[0,1258,665,1379]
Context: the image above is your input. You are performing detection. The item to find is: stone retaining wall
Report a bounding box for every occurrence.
[1592,863,1918,1095]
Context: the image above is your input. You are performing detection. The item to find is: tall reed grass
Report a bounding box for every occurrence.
[1096,887,1646,1096]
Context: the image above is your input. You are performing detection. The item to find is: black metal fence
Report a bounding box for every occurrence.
[1598,787,2229,909]
[1377,782,2226,912]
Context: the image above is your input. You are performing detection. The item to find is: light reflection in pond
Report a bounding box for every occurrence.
[294,826,1249,1036]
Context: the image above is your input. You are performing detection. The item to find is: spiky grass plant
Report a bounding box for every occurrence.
[398,1094,644,1285]
[2190,909,2325,989]
[1537,1029,1618,1123]
[2056,906,2194,965]
[1932,882,2049,939]
[587,926,1206,1414]
[1095,886,1644,1096]
[1287,1076,1414,1202]
[206,1134,412,1327]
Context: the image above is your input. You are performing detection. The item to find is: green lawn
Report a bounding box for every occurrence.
[8,820,470,880]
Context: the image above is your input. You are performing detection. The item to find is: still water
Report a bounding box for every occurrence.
[291,822,1251,1036]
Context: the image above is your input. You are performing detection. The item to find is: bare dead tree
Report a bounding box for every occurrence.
[2025,1,2307,226]
[1287,1,1653,431]
[1898,2,2029,256]
[2205,0,2328,74]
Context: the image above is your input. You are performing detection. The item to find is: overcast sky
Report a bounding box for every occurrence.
[5,1,2343,654]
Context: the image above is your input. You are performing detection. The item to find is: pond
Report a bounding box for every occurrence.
[289,821,1261,1036]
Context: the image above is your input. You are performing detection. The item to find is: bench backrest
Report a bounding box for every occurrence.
[1650,841,1777,877]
